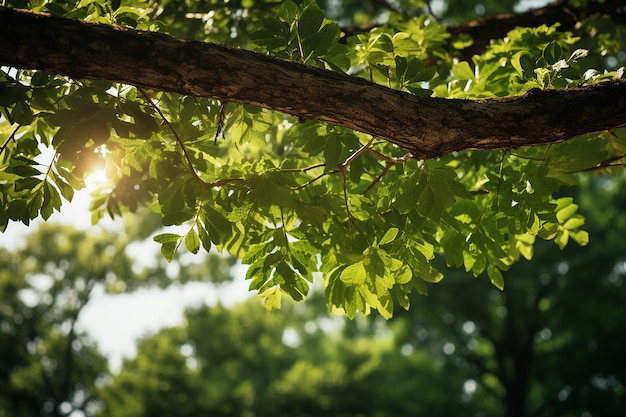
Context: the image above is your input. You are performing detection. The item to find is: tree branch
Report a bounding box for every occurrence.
[448,0,625,60]
[1,7,625,160]
[341,1,625,60]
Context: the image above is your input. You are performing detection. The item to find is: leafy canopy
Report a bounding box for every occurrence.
[1,0,625,318]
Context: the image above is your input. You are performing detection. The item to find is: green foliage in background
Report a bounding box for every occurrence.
[1,175,625,417]
[1,0,626,317]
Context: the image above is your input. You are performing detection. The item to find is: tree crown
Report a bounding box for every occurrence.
[1,0,625,317]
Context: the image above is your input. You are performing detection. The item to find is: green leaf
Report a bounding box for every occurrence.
[11,101,34,125]
[0,83,29,106]
[297,3,324,39]
[512,51,537,78]
[324,137,342,168]
[379,227,399,246]
[452,61,475,81]
[279,0,299,22]
[563,216,585,230]
[394,265,412,284]
[261,287,282,312]
[153,233,183,244]
[12,165,41,177]
[41,182,54,220]
[7,199,29,223]
[50,169,74,201]
[487,265,504,291]
[153,233,182,262]
[543,41,563,65]
[340,262,366,286]
[569,229,589,246]
[202,206,232,245]
[556,202,579,223]
[197,224,212,252]
[184,228,200,254]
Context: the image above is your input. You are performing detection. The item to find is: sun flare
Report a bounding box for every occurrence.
[83,145,112,192]
[84,168,111,192]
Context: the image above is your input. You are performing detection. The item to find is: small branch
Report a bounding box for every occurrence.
[339,166,357,235]
[280,162,326,173]
[214,100,227,144]
[425,1,438,20]
[0,124,20,155]
[373,0,399,13]
[137,86,207,187]
[335,139,376,234]
[364,149,411,194]
[343,137,375,167]
[573,154,626,172]
[492,151,507,212]
[205,177,245,187]
[292,169,339,190]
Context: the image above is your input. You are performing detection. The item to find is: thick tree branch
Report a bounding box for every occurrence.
[1,7,625,159]
[448,0,625,60]
[341,1,625,60]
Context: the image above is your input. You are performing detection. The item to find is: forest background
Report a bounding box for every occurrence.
[1,0,626,416]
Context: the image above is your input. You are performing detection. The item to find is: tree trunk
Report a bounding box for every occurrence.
[1,7,625,160]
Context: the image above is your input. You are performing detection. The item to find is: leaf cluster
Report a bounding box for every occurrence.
[1,0,626,318]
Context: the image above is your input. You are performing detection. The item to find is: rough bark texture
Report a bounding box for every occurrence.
[1,7,626,159]
[447,0,626,61]
[340,0,625,61]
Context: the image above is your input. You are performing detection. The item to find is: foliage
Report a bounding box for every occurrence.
[0,225,115,416]
[393,173,626,416]
[100,174,626,417]
[2,173,626,417]
[1,0,626,317]
[98,294,475,417]
[0,220,237,416]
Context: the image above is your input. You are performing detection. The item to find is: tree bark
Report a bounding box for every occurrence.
[1,7,625,160]
[447,0,625,61]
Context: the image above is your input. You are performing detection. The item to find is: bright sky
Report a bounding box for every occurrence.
[1,187,251,372]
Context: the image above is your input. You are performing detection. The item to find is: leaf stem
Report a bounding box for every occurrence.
[363,149,411,194]
[342,137,375,167]
[214,101,227,144]
[0,124,20,156]
[205,177,245,187]
[137,86,207,187]
[573,154,626,172]
[280,162,326,173]
[292,169,339,190]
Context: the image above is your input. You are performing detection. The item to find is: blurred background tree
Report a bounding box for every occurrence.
[2,0,626,416]
[4,173,624,416]
[96,174,626,417]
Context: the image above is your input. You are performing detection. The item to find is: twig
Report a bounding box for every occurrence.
[425,0,439,21]
[292,169,339,190]
[137,86,207,187]
[280,162,326,173]
[573,154,626,173]
[0,124,20,156]
[205,177,245,187]
[214,100,227,144]
[363,149,411,194]
[339,166,357,235]
[336,138,376,234]
[343,137,375,167]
